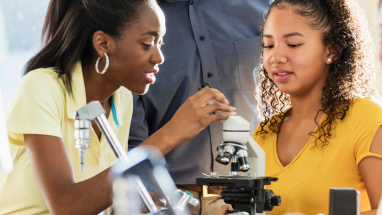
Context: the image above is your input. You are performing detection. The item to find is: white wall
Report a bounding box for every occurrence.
[355,0,382,93]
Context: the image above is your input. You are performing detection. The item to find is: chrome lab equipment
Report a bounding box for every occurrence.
[74,101,198,214]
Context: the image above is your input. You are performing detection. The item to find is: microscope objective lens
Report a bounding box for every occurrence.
[215,155,224,164]
[231,161,240,172]
[239,157,250,172]
[223,152,233,163]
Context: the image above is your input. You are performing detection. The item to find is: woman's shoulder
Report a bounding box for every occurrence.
[11,68,65,107]
[349,96,382,124]
[19,68,62,92]
[350,96,382,114]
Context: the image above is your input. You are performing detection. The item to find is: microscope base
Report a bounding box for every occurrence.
[196,177,280,215]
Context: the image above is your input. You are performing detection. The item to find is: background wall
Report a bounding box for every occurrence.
[356,0,382,93]
[0,0,50,110]
[0,0,381,110]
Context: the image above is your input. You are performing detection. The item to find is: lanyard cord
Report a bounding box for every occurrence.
[111,95,119,127]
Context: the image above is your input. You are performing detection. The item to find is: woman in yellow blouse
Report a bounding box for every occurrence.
[252,0,382,214]
[0,0,236,214]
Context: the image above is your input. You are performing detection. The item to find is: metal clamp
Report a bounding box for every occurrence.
[74,119,91,171]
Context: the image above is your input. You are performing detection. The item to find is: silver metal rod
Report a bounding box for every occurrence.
[94,113,158,213]
[134,175,158,213]
[95,115,130,164]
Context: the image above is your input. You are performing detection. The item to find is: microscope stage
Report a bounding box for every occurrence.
[196,176,278,188]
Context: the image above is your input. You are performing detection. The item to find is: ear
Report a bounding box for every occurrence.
[326,43,342,64]
[92,30,116,58]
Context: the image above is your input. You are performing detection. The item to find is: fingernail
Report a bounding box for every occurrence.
[230,112,237,116]
[225,99,230,104]
[230,107,237,111]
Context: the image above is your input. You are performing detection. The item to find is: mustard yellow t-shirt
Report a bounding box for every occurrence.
[253,97,382,215]
[0,61,133,215]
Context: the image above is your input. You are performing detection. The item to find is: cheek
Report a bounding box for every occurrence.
[262,52,274,79]
[289,47,324,77]
[288,49,309,69]
[262,51,272,71]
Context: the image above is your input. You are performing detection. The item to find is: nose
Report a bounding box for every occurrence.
[150,45,165,65]
[270,44,287,65]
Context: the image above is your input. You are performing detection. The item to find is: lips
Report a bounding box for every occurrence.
[144,70,158,84]
[272,69,293,82]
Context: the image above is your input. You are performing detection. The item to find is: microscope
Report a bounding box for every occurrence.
[74,101,199,215]
[196,83,281,215]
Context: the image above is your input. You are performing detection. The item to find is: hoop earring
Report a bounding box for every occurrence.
[95,53,109,74]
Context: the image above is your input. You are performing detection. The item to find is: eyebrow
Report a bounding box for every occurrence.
[141,31,159,37]
[263,32,304,38]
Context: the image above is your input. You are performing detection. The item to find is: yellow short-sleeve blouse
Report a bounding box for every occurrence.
[253,97,382,215]
[0,61,133,215]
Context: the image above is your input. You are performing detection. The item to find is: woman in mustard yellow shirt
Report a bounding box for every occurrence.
[0,0,236,214]
[253,0,382,214]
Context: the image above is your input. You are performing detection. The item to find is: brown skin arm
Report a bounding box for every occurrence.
[140,87,235,155]
[215,205,234,215]
[359,126,382,215]
[24,88,234,214]
[24,134,112,215]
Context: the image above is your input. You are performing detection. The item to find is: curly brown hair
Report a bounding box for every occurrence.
[255,0,378,147]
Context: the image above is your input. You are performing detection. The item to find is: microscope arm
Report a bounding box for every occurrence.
[75,101,158,213]
[247,137,266,178]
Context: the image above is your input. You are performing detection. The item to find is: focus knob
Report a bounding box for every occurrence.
[264,190,281,211]
[270,195,281,206]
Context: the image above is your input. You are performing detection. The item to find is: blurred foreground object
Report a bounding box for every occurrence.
[329,188,360,215]
[0,86,13,173]
[75,101,198,214]
[111,146,199,215]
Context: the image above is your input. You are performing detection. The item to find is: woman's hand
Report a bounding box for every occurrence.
[139,192,166,212]
[215,205,234,215]
[141,87,236,155]
[166,87,236,144]
[149,191,166,207]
